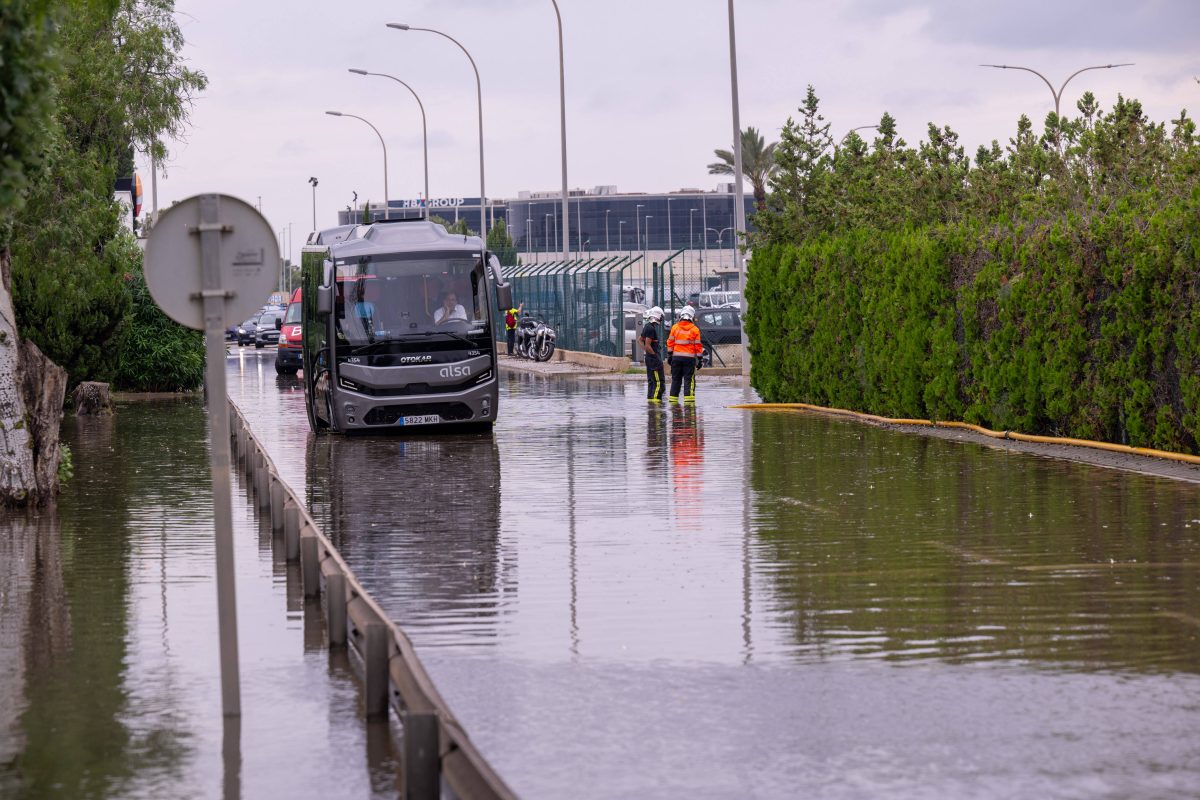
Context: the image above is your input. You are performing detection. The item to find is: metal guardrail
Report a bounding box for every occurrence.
[227,402,517,800]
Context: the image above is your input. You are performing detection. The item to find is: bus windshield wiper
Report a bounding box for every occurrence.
[348,340,395,355]
[406,329,478,346]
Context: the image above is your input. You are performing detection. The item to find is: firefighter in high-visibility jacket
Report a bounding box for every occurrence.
[666,305,703,402]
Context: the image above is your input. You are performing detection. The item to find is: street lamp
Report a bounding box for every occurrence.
[325,111,388,220]
[619,220,626,255]
[388,23,486,237]
[666,197,674,251]
[643,215,653,264]
[707,226,733,270]
[349,68,430,219]
[545,213,552,261]
[635,203,645,260]
[550,0,570,264]
[726,0,750,375]
[841,124,879,144]
[980,62,1134,119]
[308,177,318,230]
[605,209,611,253]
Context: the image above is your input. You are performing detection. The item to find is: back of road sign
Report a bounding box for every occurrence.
[144,194,279,330]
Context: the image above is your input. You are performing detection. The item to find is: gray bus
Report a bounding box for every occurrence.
[300,219,512,433]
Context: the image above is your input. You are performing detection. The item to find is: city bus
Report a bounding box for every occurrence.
[300,218,512,433]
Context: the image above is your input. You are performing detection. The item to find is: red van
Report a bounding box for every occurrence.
[275,287,303,375]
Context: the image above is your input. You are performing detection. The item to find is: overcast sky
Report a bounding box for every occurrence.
[146,0,1199,258]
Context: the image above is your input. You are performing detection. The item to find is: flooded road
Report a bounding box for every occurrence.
[228,347,1200,799]
[0,397,395,800]
[5,344,1198,799]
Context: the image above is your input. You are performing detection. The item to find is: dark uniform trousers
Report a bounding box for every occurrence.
[669,355,697,401]
[506,327,516,354]
[645,353,665,401]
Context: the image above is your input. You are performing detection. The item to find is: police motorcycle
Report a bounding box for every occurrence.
[514,313,557,362]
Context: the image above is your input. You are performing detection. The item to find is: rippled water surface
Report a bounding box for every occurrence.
[0,394,394,800]
[227,348,1200,799]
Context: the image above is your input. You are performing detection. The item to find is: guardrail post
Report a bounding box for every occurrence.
[269,477,284,533]
[326,571,347,647]
[300,526,320,598]
[364,621,389,718]
[255,456,270,512]
[402,711,440,800]
[284,500,300,561]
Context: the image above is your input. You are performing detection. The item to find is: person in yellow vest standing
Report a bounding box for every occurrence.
[503,301,524,355]
[666,305,703,402]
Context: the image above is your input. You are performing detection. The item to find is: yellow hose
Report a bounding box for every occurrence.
[728,403,1200,466]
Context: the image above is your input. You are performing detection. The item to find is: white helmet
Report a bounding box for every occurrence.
[647,306,664,322]
[679,305,696,321]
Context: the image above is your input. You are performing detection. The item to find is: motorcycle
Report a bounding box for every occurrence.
[514,316,556,362]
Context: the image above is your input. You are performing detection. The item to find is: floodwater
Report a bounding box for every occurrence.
[4,345,1199,799]
[225,348,1200,799]
[0,394,398,799]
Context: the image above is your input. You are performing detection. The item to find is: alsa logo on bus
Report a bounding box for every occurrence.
[439,364,472,379]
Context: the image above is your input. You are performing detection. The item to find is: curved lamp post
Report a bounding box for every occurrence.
[389,23,486,238]
[980,62,1134,118]
[841,124,879,144]
[326,111,389,220]
[349,69,430,219]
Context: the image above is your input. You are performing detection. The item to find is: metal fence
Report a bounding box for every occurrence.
[503,251,743,367]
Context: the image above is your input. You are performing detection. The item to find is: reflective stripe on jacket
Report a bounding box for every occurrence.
[667,320,703,357]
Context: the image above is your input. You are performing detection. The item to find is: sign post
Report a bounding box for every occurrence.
[144,193,279,717]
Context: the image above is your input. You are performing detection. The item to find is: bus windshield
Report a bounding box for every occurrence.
[333,253,489,345]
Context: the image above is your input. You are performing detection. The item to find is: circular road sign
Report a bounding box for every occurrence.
[144,193,279,330]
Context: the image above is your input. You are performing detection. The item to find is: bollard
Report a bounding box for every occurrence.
[402,711,440,800]
[300,528,320,598]
[284,500,301,562]
[269,477,284,533]
[364,621,389,718]
[326,571,347,647]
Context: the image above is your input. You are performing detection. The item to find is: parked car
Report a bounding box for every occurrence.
[254,309,284,348]
[235,316,261,345]
[275,288,302,374]
[577,309,640,356]
[695,308,742,345]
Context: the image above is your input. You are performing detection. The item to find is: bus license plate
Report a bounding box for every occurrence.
[400,414,440,426]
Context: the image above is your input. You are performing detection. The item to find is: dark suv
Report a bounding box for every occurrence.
[254,309,284,348]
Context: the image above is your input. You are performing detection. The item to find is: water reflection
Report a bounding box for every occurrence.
[749,411,1200,671]
[305,431,503,646]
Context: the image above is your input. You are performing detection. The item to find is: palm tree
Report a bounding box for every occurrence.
[708,126,778,210]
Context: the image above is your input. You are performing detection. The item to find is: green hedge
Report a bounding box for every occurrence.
[113,266,204,392]
[747,185,1200,452]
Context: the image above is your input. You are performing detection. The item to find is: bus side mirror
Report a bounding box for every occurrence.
[496,283,512,311]
[316,285,333,318]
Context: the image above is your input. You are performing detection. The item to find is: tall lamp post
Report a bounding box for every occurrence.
[635,203,645,261]
[544,214,552,262]
[349,69,430,219]
[326,111,388,220]
[605,209,611,253]
[308,177,318,230]
[388,23,486,237]
[980,62,1134,118]
[550,1,570,264]
[526,217,534,263]
[726,0,749,374]
[643,215,653,267]
[619,220,626,256]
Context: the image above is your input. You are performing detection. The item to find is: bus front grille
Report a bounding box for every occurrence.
[363,402,474,425]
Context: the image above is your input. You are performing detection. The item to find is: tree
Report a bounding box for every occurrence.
[487,219,518,266]
[1,0,206,506]
[708,125,778,210]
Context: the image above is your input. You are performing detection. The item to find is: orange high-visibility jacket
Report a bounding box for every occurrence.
[667,320,703,357]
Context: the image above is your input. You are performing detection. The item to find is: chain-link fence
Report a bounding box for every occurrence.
[500,250,744,366]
